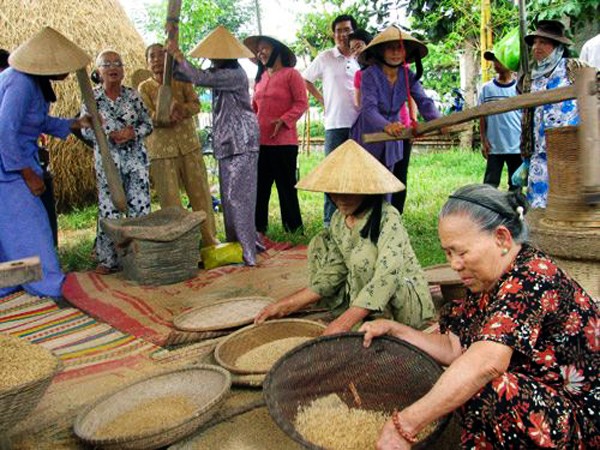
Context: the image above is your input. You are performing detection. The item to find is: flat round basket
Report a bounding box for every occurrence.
[424,263,467,305]
[214,319,326,375]
[263,333,450,450]
[173,296,274,332]
[0,337,62,434]
[73,365,231,450]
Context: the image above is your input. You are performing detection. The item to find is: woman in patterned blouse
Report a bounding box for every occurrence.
[362,184,599,449]
[81,50,153,274]
[255,140,435,334]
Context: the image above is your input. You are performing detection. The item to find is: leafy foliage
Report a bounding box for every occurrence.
[527,0,600,31]
[143,0,254,53]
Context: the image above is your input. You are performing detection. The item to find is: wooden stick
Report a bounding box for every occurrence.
[0,257,42,288]
[156,0,182,125]
[362,85,577,144]
[76,69,128,212]
[576,67,600,204]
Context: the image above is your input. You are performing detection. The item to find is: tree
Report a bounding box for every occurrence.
[143,0,254,53]
[527,0,600,31]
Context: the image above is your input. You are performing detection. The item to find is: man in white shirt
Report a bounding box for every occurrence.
[580,33,600,69]
[303,14,360,225]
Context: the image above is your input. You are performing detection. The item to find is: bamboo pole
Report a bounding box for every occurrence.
[76,68,127,212]
[362,85,576,144]
[576,67,600,204]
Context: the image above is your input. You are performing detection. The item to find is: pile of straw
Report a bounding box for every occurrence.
[1,0,148,211]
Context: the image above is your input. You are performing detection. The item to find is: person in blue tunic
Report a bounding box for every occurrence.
[0,27,92,297]
[350,25,441,213]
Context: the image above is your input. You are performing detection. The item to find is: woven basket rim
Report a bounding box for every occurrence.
[173,296,275,332]
[214,319,327,375]
[0,345,61,398]
[73,365,231,447]
[263,332,450,450]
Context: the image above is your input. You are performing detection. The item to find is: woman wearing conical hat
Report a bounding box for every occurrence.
[0,27,92,298]
[166,25,261,266]
[255,140,435,333]
[350,25,441,214]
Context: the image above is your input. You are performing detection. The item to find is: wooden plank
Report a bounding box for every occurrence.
[362,85,577,144]
[0,257,42,288]
[576,67,600,204]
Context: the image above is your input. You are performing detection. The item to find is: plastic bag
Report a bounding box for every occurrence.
[200,242,244,269]
[511,159,530,188]
[494,27,520,72]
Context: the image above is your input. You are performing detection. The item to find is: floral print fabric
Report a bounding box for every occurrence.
[440,244,599,448]
[527,59,580,208]
[308,202,434,329]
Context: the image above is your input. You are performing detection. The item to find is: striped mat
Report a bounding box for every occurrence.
[0,290,158,379]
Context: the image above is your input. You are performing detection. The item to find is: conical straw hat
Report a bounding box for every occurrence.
[189,26,254,60]
[296,140,405,194]
[8,26,91,75]
[358,25,427,66]
[243,35,297,67]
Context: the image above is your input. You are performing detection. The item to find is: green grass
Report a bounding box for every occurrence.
[57,148,485,271]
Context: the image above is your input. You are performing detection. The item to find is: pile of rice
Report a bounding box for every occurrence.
[0,333,57,390]
[235,337,310,372]
[295,394,390,450]
[94,396,196,439]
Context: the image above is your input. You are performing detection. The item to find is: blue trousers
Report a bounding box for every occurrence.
[0,177,64,297]
[323,128,351,225]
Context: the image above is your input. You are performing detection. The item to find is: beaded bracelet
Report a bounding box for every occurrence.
[392,410,417,444]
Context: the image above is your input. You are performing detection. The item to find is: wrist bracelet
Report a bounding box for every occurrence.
[392,410,417,444]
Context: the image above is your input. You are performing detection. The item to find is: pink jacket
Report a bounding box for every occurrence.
[252,67,308,146]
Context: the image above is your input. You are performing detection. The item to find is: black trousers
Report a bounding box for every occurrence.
[391,140,412,214]
[40,171,58,247]
[255,145,303,233]
[483,153,523,191]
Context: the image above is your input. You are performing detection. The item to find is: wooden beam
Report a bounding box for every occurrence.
[576,67,600,204]
[362,85,576,144]
[0,257,42,289]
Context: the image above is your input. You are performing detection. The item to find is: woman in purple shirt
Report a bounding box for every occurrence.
[0,27,91,297]
[351,26,440,213]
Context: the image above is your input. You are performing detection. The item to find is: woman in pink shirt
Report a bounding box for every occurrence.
[245,36,308,235]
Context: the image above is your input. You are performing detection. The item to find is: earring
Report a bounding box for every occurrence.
[501,248,509,256]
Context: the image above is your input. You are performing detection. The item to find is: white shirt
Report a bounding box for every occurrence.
[303,47,359,130]
[580,34,600,69]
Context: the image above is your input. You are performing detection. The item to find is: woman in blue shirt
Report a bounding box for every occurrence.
[0,27,91,297]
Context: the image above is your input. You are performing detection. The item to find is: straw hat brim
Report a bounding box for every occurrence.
[296,139,405,194]
[243,36,297,67]
[189,25,254,60]
[8,26,91,75]
[358,26,427,66]
[524,30,572,47]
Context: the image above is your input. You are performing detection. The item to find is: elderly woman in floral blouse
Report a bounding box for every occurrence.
[362,184,599,449]
[255,140,434,334]
[81,50,153,274]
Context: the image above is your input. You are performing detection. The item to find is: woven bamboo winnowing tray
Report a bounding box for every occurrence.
[173,296,274,332]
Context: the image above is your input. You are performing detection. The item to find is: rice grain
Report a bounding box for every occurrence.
[0,333,57,390]
[234,337,310,372]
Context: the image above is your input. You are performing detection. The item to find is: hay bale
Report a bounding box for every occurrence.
[1,0,149,211]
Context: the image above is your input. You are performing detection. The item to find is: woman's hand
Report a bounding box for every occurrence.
[270,118,285,138]
[376,420,412,450]
[384,122,406,137]
[254,302,289,324]
[109,126,135,144]
[21,167,45,196]
[165,37,185,64]
[70,114,93,132]
[322,318,352,336]
[359,319,399,348]
[170,101,186,123]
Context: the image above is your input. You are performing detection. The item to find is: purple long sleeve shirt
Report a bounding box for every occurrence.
[0,68,73,182]
[351,64,440,169]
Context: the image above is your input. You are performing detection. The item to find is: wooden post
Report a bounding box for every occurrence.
[0,257,42,289]
[156,0,182,125]
[76,69,127,212]
[576,67,600,204]
[362,85,576,144]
